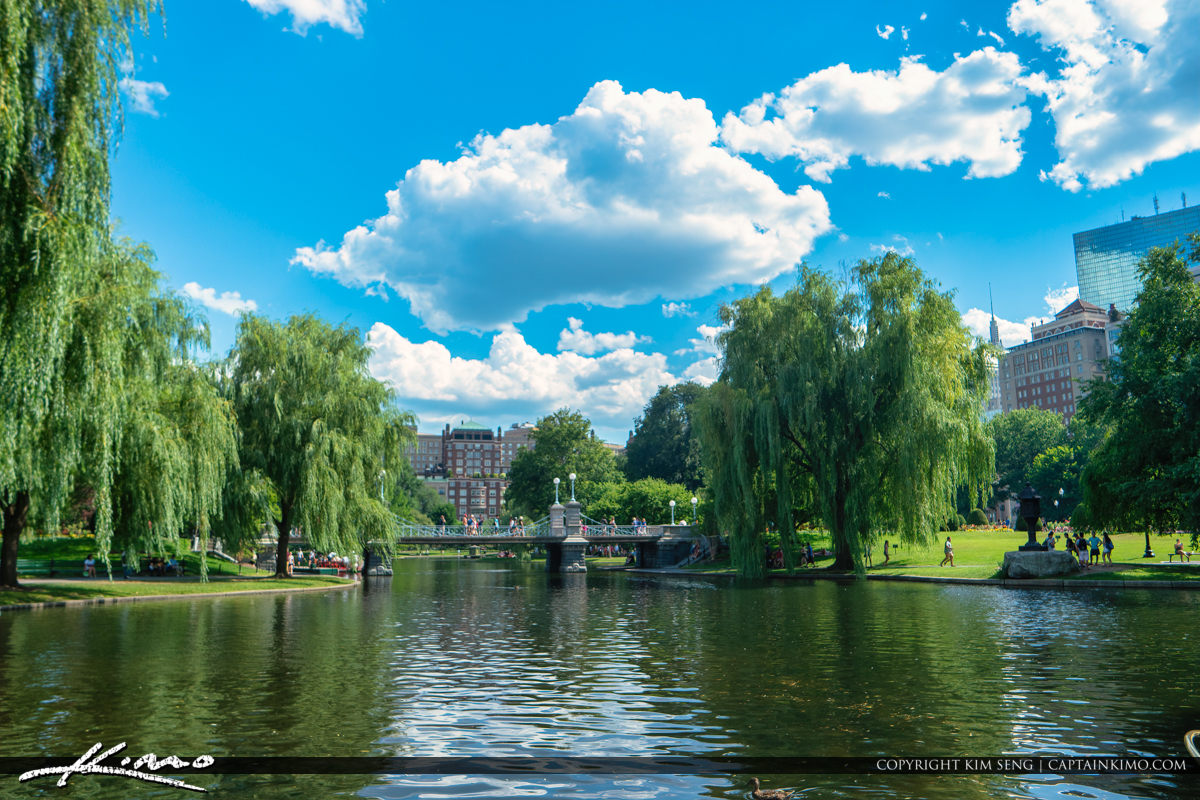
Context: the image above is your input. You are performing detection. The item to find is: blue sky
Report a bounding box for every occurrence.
[112,0,1200,443]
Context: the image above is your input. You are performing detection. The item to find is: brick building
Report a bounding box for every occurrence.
[403,420,537,520]
[997,299,1109,421]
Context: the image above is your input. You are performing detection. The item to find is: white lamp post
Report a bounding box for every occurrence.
[691,496,698,524]
[553,477,561,504]
[669,499,676,525]
[569,472,576,502]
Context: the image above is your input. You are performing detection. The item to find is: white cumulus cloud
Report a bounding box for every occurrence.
[119,77,168,116]
[720,48,1031,182]
[182,282,258,315]
[294,81,831,333]
[368,323,679,442]
[869,235,915,256]
[675,323,729,357]
[661,302,696,318]
[1009,0,1199,190]
[877,24,896,39]
[243,0,366,35]
[1043,283,1079,314]
[556,317,651,355]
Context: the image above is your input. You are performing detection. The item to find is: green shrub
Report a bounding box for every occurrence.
[968,508,989,526]
[1015,515,1027,531]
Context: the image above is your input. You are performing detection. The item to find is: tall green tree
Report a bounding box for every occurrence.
[225,315,414,576]
[505,409,622,518]
[624,382,706,490]
[86,242,238,575]
[987,408,1067,502]
[0,1,159,586]
[585,478,695,525]
[1080,238,1200,540]
[696,255,994,574]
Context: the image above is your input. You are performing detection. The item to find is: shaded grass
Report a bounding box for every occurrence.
[1065,564,1200,582]
[16,536,268,577]
[0,575,351,607]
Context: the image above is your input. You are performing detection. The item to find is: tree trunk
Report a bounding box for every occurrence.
[274,502,292,578]
[830,480,855,571]
[2,492,31,588]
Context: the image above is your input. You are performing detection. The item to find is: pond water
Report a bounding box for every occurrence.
[1,559,1197,799]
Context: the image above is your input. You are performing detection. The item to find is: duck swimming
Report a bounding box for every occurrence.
[749,777,795,800]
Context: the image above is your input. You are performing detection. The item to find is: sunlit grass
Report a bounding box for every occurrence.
[682,530,1200,582]
[0,574,352,607]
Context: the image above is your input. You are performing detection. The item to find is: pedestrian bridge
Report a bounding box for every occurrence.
[393,501,702,572]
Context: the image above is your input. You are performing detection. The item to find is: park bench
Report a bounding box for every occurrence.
[15,558,57,576]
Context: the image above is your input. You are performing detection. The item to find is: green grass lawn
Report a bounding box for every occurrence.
[586,556,628,567]
[0,574,351,607]
[683,530,1200,583]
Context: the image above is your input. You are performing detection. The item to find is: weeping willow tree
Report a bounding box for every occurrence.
[28,238,238,579]
[0,1,160,586]
[696,255,994,575]
[225,315,414,577]
[94,242,238,577]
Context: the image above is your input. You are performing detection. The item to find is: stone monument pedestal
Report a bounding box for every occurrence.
[1002,550,1081,579]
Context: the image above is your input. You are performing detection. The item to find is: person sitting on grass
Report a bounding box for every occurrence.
[940,536,954,567]
[83,554,97,578]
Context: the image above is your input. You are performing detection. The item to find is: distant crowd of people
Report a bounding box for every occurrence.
[1040,529,1114,568]
[285,550,355,575]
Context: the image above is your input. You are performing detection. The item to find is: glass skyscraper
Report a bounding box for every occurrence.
[1073,204,1200,311]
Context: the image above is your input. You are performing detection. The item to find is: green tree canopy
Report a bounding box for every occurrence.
[89,243,238,574]
[386,459,456,524]
[504,409,622,518]
[987,408,1067,502]
[586,478,696,525]
[696,255,994,574]
[1027,446,1081,521]
[0,1,160,586]
[223,315,414,575]
[624,382,707,490]
[1080,238,1200,537]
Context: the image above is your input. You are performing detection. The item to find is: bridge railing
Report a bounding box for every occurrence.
[580,515,651,537]
[393,516,553,538]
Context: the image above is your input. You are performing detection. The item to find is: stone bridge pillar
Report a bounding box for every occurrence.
[546,502,565,572]
[641,524,696,568]
[558,500,587,572]
[545,500,587,573]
